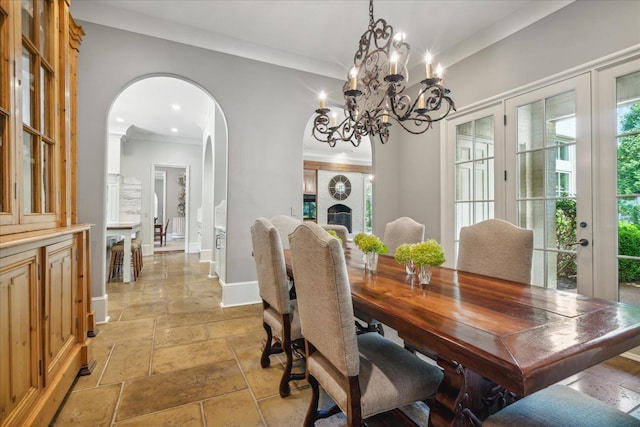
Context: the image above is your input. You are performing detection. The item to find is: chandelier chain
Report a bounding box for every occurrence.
[369,0,374,26]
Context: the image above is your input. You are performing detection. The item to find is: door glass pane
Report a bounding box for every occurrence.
[41,140,51,212]
[22,47,35,128]
[38,0,52,61]
[518,151,544,198]
[23,131,35,213]
[0,116,6,213]
[516,90,578,289]
[516,100,544,151]
[454,115,496,252]
[616,70,640,301]
[22,0,34,41]
[40,66,52,136]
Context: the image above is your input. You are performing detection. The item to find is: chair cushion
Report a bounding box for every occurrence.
[308,332,443,419]
[263,300,302,341]
[483,384,640,427]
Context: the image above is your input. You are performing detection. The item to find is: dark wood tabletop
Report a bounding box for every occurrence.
[284,247,640,427]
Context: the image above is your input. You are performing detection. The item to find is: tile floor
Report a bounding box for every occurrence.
[52,252,640,426]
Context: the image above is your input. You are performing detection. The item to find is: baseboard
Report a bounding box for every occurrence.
[92,294,109,324]
[208,260,218,278]
[188,242,200,253]
[220,280,260,307]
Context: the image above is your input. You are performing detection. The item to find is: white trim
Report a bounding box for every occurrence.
[92,294,110,324]
[220,280,260,307]
[621,351,640,363]
[446,45,640,121]
[200,248,213,262]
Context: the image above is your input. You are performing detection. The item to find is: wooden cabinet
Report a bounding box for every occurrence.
[0,1,93,426]
[0,250,40,426]
[0,228,94,427]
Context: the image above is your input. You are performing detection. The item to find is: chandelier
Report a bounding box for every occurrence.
[312,0,455,147]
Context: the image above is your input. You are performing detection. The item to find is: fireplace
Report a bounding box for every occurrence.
[328,204,352,232]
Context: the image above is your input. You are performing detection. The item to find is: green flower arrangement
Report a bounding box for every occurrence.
[394,243,414,265]
[353,232,388,254]
[411,240,446,267]
[326,229,343,245]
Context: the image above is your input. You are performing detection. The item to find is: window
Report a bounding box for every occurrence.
[21,0,56,215]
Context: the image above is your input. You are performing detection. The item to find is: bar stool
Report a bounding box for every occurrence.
[108,240,142,281]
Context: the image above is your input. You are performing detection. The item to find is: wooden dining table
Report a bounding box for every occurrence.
[283,247,640,427]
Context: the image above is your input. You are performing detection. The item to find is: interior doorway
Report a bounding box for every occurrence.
[152,165,189,253]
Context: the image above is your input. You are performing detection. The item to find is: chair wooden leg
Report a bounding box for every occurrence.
[260,322,278,368]
[304,374,321,427]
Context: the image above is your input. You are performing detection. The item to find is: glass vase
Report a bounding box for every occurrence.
[405,260,416,275]
[418,265,432,284]
[364,251,379,273]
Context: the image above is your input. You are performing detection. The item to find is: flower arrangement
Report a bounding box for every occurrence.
[353,232,388,254]
[394,243,414,265]
[411,240,446,267]
[326,229,343,245]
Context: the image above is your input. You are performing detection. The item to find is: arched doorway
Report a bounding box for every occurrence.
[106,75,228,274]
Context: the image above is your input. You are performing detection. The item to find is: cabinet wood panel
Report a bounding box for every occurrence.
[43,240,76,387]
[0,250,39,426]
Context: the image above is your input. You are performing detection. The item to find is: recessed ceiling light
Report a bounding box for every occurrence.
[172,104,181,111]
[116,117,124,123]
[171,127,178,132]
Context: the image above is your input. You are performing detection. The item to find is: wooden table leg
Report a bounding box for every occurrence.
[430,358,517,427]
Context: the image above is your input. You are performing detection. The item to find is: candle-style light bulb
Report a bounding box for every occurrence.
[425,51,433,79]
[349,67,358,90]
[382,110,389,124]
[331,112,338,127]
[319,91,326,109]
[436,63,444,84]
[390,52,398,75]
[418,93,425,109]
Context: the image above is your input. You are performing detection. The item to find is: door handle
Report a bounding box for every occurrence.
[569,238,589,247]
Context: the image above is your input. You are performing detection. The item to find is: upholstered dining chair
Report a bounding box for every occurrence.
[269,215,301,249]
[320,224,349,249]
[457,218,534,284]
[289,222,443,426]
[250,218,305,397]
[483,384,639,427]
[383,216,425,256]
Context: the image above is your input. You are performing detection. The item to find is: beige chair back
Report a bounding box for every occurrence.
[457,218,534,284]
[320,224,348,249]
[270,215,301,249]
[383,216,425,256]
[289,222,359,377]
[250,218,290,314]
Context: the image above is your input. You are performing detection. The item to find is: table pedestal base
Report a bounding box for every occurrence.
[429,359,518,427]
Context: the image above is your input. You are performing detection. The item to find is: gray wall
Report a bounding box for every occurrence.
[75,21,340,304]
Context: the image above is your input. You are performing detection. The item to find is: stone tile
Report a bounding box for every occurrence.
[622,374,640,394]
[116,361,246,421]
[101,338,153,384]
[235,346,285,400]
[570,374,640,413]
[206,316,263,339]
[73,340,115,391]
[226,330,266,353]
[155,323,209,348]
[258,386,311,426]
[114,402,203,427]
[120,299,167,320]
[52,383,121,426]
[220,304,262,320]
[96,317,155,343]
[584,356,640,383]
[202,390,264,426]
[167,297,220,315]
[152,338,235,374]
[157,310,226,329]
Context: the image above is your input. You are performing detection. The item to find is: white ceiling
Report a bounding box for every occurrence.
[72,0,573,158]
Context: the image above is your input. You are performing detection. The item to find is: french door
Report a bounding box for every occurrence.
[504,74,592,292]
